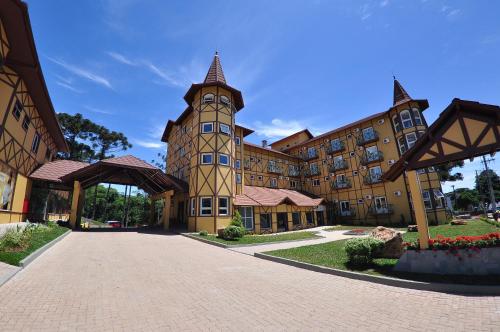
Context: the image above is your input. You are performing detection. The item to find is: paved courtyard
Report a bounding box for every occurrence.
[0,231,499,331]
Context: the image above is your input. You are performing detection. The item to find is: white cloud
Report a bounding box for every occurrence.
[84,105,114,115]
[133,139,164,149]
[380,0,389,7]
[360,4,372,20]
[440,5,461,20]
[145,62,186,87]
[106,51,137,66]
[55,81,84,94]
[47,57,113,89]
[253,119,305,139]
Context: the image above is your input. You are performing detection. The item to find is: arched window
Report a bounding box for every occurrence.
[219,95,230,106]
[202,93,214,104]
[400,110,413,129]
[412,108,423,126]
[392,115,401,132]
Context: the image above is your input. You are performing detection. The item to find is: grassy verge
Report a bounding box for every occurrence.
[324,225,406,232]
[265,220,500,285]
[192,231,321,246]
[0,224,68,266]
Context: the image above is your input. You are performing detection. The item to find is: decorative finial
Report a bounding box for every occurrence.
[215,50,218,56]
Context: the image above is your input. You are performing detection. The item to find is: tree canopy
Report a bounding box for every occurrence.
[475,169,500,204]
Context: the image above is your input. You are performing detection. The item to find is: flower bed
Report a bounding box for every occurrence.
[404,232,500,251]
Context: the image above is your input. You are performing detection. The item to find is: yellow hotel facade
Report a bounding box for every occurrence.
[0,1,67,224]
[162,53,447,234]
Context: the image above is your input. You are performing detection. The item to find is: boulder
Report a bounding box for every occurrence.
[370,226,403,258]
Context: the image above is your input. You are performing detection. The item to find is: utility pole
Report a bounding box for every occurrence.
[481,155,496,212]
[451,184,456,211]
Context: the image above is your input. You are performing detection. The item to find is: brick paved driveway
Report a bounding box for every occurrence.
[0,232,499,331]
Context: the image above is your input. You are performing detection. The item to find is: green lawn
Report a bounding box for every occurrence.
[324,225,406,232]
[265,220,500,284]
[193,231,321,246]
[0,225,69,266]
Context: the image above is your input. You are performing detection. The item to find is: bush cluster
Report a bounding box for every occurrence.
[199,230,208,236]
[221,211,246,240]
[344,237,384,266]
[0,222,54,252]
[404,232,500,251]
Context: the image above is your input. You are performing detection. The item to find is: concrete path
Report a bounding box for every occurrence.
[0,231,499,331]
[230,228,364,255]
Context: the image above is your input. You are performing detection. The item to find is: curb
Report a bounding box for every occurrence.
[0,266,21,288]
[254,252,500,296]
[181,232,324,249]
[19,229,71,268]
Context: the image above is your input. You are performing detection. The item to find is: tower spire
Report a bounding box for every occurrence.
[393,78,412,106]
[204,51,226,84]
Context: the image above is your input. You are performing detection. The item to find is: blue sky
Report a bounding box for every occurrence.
[26,0,499,193]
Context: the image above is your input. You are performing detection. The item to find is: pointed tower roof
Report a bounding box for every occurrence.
[393,78,412,106]
[183,52,244,111]
[204,52,227,84]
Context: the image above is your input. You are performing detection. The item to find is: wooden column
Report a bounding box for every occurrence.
[149,198,156,226]
[69,181,84,229]
[162,190,174,230]
[407,170,430,249]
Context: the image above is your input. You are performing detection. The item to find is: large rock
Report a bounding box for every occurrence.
[370,226,403,258]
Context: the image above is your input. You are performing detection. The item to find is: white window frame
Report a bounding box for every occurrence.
[201,153,213,165]
[239,206,254,230]
[270,178,277,187]
[235,159,241,169]
[340,200,350,216]
[236,173,242,184]
[412,108,423,126]
[218,153,229,166]
[312,179,320,186]
[218,197,229,216]
[433,189,444,208]
[400,110,413,129]
[235,136,241,145]
[32,132,41,153]
[405,132,418,149]
[202,93,215,103]
[200,197,213,216]
[392,115,401,132]
[190,198,195,216]
[290,180,297,188]
[398,136,407,155]
[201,122,214,133]
[219,123,231,135]
[362,127,375,141]
[422,190,432,209]
[219,95,230,106]
[369,166,382,181]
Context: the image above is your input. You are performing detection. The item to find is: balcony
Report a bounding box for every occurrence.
[326,141,345,154]
[331,178,352,189]
[363,173,383,185]
[329,159,348,172]
[288,169,300,177]
[267,164,283,174]
[301,149,319,161]
[356,131,379,146]
[368,204,394,216]
[336,208,356,217]
[360,150,384,165]
[304,167,321,177]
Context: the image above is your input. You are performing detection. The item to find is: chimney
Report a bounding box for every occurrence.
[262,140,268,148]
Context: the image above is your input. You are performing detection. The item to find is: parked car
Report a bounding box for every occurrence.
[106,221,121,228]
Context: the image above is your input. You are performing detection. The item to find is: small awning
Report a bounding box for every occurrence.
[234,186,323,207]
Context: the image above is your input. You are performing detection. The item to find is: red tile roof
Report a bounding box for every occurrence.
[393,79,412,106]
[204,52,226,84]
[29,160,89,182]
[234,186,323,207]
[101,155,157,170]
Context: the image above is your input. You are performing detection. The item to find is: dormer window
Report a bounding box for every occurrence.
[219,123,231,135]
[392,115,401,132]
[202,93,215,104]
[412,108,423,126]
[220,95,230,106]
[400,110,413,129]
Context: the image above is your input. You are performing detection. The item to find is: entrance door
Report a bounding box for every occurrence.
[177,202,185,226]
[277,212,288,231]
[316,211,325,226]
[374,196,388,214]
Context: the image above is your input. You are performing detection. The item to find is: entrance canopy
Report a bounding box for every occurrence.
[31,155,187,195]
[384,99,500,181]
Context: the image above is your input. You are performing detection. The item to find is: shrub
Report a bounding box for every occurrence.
[344,237,384,266]
[0,227,31,251]
[404,232,500,251]
[222,225,245,240]
[230,211,243,228]
[199,230,208,236]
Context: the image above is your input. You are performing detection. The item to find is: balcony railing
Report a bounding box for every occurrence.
[302,149,319,161]
[363,173,383,185]
[336,208,356,217]
[329,159,348,172]
[326,141,345,154]
[288,169,300,177]
[360,151,384,165]
[267,164,283,174]
[356,131,379,146]
[368,204,394,216]
[304,167,321,177]
[331,178,352,189]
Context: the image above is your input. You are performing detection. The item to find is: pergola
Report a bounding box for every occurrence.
[30,155,187,229]
[383,98,500,248]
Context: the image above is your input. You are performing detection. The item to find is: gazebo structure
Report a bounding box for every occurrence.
[384,99,500,248]
[29,155,187,229]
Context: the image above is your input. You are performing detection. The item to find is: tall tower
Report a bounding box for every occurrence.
[185,53,244,233]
